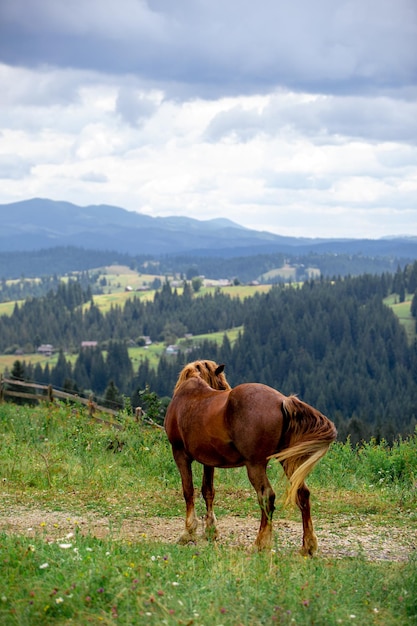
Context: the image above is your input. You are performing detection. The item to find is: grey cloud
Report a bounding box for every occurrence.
[0,65,85,108]
[204,106,263,143]
[376,146,417,169]
[204,93,417,145]
[0,0,415,98]
[0,154,32,179]
[262,171,332,191]
[116,88,158,126]
[80,172,109,183]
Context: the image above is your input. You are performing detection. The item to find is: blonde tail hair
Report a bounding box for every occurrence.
[269,439,333,506]
[268,395,337,506]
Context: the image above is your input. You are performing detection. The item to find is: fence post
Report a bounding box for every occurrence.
[0,375,3,404]
[134,406,143,422]
[88,396,96,418]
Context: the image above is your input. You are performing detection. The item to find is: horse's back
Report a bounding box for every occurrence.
[225,383,286,461]
[165,379,287,466]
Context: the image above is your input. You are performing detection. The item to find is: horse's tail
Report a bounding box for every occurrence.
[268,396,337,506]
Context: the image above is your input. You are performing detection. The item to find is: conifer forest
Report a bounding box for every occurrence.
[1,262,417,445]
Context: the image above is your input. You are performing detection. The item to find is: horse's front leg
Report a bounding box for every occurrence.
[246,463,275,550]
[296,482,318,556]
[202,465,217,540]
[172,448,198,544]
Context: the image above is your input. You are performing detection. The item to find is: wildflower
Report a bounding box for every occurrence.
[220,607,227,614]
[85,596,92,603]
[172,582,180,586]
[86,547,93,552]
[39,563,49,569]
[55,597,64,604]
[302,599,310,607]
[66,532,74,539]
[157,590,164,597]
[59,543,72,549]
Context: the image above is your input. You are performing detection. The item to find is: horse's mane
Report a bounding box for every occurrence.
[174,360,231,394]
[269,395,337,506]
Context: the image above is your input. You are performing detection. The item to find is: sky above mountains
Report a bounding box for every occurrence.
[0,0,416,238]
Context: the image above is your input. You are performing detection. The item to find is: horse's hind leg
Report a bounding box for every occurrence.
[296,482,318,556]
[246,463,275,550]
[202,465,217,540]
[172,448,198,544]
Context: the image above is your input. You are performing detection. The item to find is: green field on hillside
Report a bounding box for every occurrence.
[0,327,244,375]
[384,294,415,343]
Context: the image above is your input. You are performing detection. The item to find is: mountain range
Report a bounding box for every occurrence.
[1,198,416,259]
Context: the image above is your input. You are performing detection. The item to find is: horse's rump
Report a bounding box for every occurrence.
[269,395,337,505]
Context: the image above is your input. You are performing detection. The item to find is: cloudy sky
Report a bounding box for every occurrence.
[0,0,416,238]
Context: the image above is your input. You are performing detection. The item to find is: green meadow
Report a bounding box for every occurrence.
[0,402,416,625]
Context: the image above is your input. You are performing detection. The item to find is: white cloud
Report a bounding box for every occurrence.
[0,1,416,238]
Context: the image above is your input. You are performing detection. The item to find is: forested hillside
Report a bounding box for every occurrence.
[2,265,417,443]
[0,245,412,285]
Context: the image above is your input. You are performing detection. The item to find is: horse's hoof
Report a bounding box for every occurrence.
[178,533,197,545]
[204,528,218,542]
[254,539,272,552]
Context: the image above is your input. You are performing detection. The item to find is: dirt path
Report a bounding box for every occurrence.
[0,507,415,562]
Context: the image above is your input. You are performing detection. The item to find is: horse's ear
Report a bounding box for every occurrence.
[215,364,225,375]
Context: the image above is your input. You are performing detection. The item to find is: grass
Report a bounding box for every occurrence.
[1,532,415,626]
[384,294,415,343]
[0,402,416,624]
[0,301,25,317]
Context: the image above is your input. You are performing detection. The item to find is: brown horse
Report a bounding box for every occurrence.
[164,360,337,555]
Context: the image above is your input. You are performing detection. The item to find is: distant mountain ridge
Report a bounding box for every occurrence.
[0,198,416,258]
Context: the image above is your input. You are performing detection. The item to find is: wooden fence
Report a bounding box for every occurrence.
[0,376,163,430]
[0,375,124,430]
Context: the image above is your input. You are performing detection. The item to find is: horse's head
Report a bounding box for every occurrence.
[174,360,231,393]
